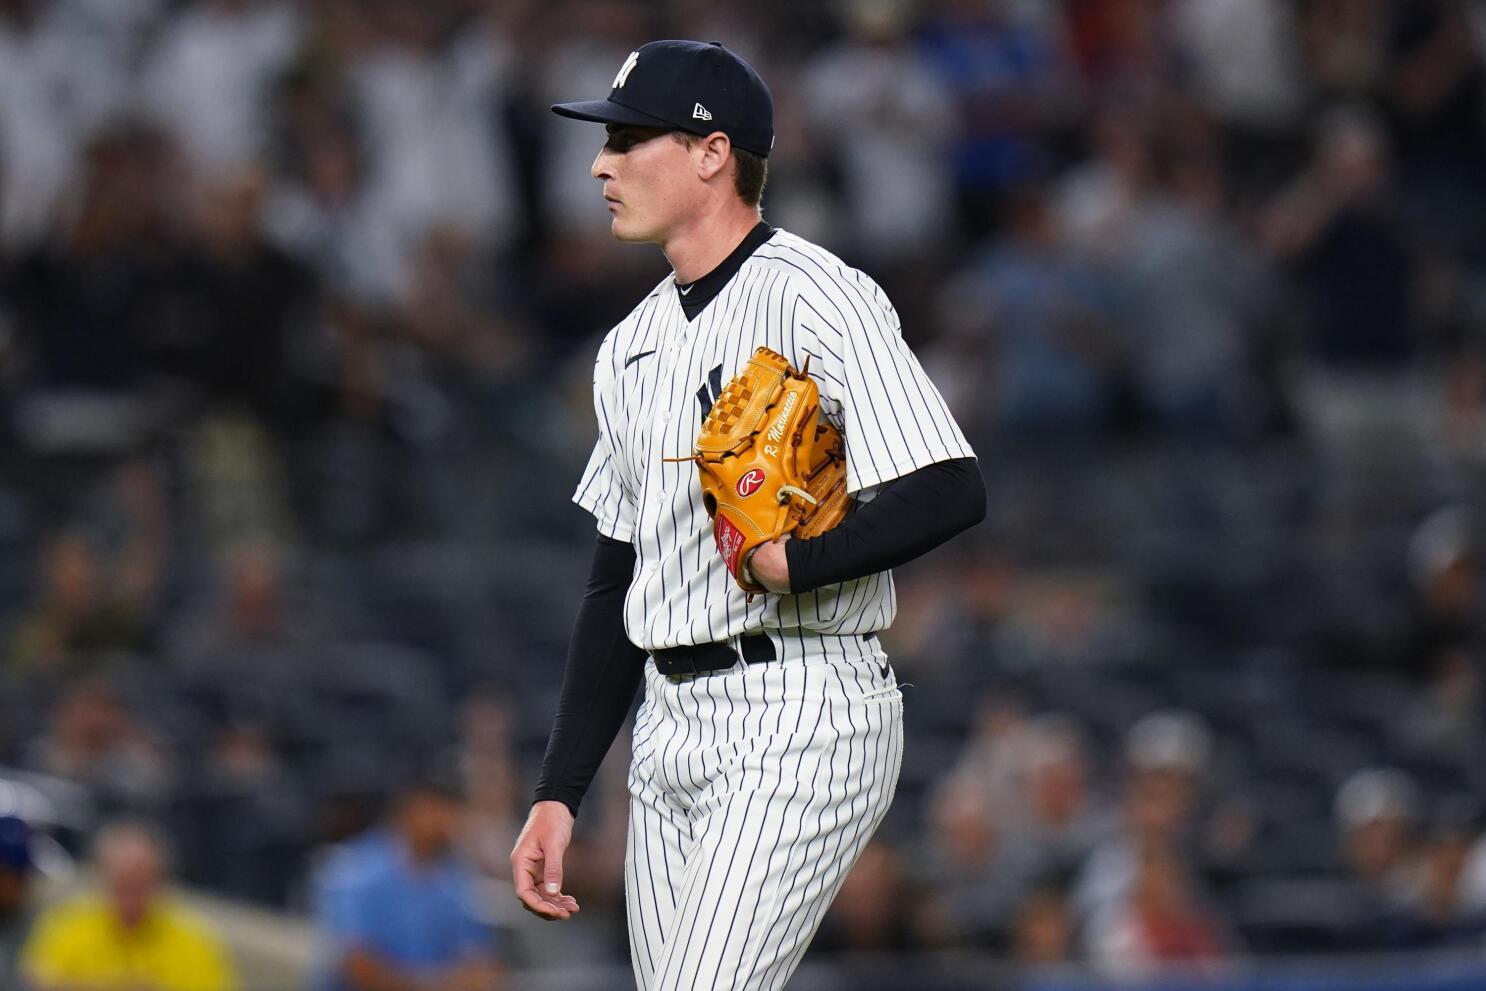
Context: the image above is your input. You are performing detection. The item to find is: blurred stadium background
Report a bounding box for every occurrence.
[2,0,1486,988]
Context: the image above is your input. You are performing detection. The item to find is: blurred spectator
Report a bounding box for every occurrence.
[1458,816,1486,915]
[19,677,175,818]
[938,182,1124,440]
[941,693,1031,814]
[1393,506,1482,679]
[137,0,304,175]
[0,0,136,249]
[1299,0,1389,101]
[1121,147,1277,440]
[175,717,309,908]
[1168,0,1308,139]
[1072,711,1213,922]
[1054,96,1160,262]
[400,225,533,381]
[21,820,238,991]
[996,714,1111,881]
[1059,93,1277,439]
[350,0,521,293]
[1085,841,1231,977]
[1395,648,1481,762]
[919,0,1074,236]
[0,816,37,989]
[312,758,503,991]
[799,0,955,266]
[1168,0,1313,211]
[263,78,408,308]
[8,460,166,672]
[7,122,192,419]
[1010,885,1075,967]
[1062,0,1176,91]
[9,528,153,672]
[1335,767,1422,912]
[1380,0,1486,252]
[1259,105,1416,369]
[918,772,1011,945]
[178,166,321,435]
[919,706,1108,947]
[165,538,317,663]
[1386,804,1486,949]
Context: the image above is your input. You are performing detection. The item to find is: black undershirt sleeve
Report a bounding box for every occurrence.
[533,533,647,817]
[784,457,986,593]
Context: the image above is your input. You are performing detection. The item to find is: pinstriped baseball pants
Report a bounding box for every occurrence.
[624,632,905,991]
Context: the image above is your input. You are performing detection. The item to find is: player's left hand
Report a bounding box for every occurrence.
[745,535,791,593]
[511,801,581,922]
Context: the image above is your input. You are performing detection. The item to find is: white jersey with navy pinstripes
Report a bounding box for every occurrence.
[573,228,974,650]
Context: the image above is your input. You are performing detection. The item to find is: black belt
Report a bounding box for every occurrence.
[652,634,776,677]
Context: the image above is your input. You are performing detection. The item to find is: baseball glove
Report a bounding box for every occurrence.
[671,346,849,594]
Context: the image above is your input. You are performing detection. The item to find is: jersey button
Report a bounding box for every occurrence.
[658,412,670,424]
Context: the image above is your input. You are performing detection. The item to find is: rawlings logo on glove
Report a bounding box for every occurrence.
[668,347,850,594]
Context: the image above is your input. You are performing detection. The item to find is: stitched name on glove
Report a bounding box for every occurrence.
[767,390,797,443]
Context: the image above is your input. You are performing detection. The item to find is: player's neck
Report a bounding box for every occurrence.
[662,203,762,285]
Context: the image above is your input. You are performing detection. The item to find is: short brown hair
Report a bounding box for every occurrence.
[673,132,768,208]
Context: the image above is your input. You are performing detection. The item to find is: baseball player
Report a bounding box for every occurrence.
[510,40,986,990]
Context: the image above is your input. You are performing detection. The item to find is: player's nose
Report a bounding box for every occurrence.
[591,149,615,181]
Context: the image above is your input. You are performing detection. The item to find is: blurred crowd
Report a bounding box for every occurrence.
[2,0,1486,986]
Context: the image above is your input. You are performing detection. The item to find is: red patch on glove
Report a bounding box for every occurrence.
[714,513,747,578]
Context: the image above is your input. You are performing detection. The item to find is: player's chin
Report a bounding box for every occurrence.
[609,214,657,243]
[609,219,642,242]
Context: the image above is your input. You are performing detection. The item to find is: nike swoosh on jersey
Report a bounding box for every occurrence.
[677,284,694,296]
[624,349,658,368]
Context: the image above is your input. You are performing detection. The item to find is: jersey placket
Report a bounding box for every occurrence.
[634,299,696,643]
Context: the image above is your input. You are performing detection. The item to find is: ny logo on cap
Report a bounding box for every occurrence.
[612,51,639,89]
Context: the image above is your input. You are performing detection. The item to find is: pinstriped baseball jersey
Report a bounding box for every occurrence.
[573,228,975,650]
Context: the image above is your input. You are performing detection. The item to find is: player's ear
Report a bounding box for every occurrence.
[695,132,732,183]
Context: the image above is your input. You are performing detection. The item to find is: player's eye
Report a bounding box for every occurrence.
[604,127,665,153]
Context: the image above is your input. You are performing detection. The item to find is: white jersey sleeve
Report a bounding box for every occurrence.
[572,331,638,542]
[793,265,975,494]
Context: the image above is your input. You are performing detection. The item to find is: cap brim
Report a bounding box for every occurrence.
[551,99,680,130]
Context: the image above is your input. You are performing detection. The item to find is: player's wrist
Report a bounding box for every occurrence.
[531,796,578,821]
[744,540,791,594]
[740,547,759,587]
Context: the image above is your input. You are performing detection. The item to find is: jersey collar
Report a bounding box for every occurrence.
[674,221,776,321]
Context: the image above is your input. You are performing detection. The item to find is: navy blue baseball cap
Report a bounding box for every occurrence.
[0,815,33,873]
[552,40,775,158]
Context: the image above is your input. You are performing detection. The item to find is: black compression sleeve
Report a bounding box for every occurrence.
[784,457,986,593]
[533,533,648,817]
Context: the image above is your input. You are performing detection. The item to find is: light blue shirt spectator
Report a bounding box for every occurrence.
[313,829,498,991]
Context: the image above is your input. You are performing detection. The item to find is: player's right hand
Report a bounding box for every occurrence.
[511,800,581,921]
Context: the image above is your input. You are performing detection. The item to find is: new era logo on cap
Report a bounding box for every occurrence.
[550,40,775,158]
